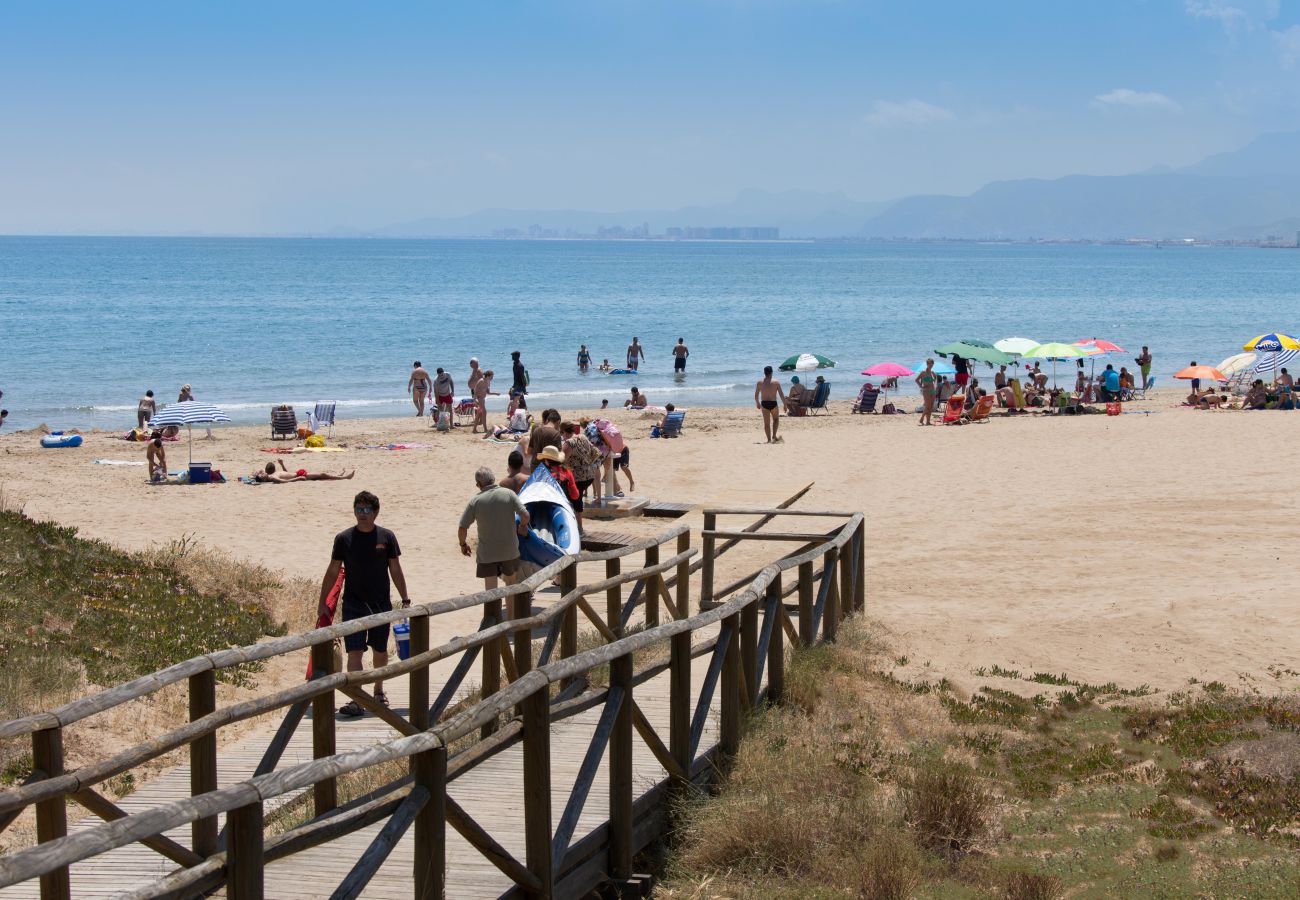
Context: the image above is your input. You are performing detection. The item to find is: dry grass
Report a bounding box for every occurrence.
[901,759,992,857]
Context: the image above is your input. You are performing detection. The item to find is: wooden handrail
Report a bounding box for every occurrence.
[0,524,690,741]
[0,512,866,898]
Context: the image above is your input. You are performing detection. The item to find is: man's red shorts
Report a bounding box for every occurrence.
[955,373,970,386]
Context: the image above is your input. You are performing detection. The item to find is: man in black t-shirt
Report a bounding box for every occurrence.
[511,350,527,399]
[320,490,411,718]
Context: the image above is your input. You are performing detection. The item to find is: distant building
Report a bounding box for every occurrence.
[682,226,779,240]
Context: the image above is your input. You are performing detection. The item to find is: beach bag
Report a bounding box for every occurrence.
[304,434,326,448]
[594,419,624,453]
[436,411,451,432]
[297,425,314,439]
[1106,401,1122,416]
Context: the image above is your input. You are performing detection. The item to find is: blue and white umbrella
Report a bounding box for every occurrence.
[147,401,230,463]
[1255,348,1298,377]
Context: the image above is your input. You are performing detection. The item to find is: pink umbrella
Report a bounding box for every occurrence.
[1075,338,1126,353]
[861,362,915,377]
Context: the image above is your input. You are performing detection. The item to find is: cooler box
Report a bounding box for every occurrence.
[393,621,411,660]
[189,463,213,484]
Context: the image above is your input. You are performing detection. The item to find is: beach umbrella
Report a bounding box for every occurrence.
[779,353,836,372]
[147,401,231,464]
[1216,352,1257,376]
[911,359,956,377]
[933,340,1015,366]
[1243,333,1300,352]
[1022,342,1087,388]
[993,337,1040,357]
[1173,365,1228,382]
[1075,338,1126,354]
[1255,348,1298,376]
[861,362,914,378]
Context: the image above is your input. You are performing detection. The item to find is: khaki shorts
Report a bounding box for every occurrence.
[477,558,520,578]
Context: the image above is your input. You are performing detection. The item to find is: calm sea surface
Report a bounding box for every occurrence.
[2,237,1298,430]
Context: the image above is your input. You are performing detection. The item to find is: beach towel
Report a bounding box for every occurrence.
[239,475,263,485]
[93,459,145,465]
[359,442,433,450]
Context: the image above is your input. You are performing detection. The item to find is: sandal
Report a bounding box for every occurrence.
[374,691,389,708]
[337,700,364,718]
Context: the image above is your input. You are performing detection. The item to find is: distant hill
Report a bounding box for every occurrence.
[860,132,1300,241]
[365,189,891,239]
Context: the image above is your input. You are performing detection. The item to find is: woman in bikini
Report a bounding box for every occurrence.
[915,359,938,425]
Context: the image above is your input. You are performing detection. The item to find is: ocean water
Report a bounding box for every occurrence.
[2,237,1298,430]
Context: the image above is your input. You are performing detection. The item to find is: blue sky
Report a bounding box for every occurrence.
[2,1,1299,233]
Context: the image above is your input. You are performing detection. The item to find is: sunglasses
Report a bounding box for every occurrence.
[354,506,376,514]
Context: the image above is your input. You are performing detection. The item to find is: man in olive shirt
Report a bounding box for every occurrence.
[458,467,531,589]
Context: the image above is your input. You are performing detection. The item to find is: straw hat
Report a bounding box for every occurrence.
[536,445,566,464]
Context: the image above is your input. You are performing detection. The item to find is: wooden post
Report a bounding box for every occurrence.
[559,564,578,690]
[410,615,430,731]
[700,512,716,607]
[226,801,264,900]
[188,668,218,858]
[32,727,69,900]
[522,685,553,897]
[855,522,866,613]
[609,653,634,880]
[413,744,447,900]
[740,595,759,710]
[511,590,534,721]
[767,574,785,704]
[720,613,741,761]
[644,543,660,627]
[669,630,692,786]
[839,540,853,625]
[482,597,502,739]
[675,529,691,618]
[798,560,814,647]
[310,641,337,815]
[823,547,840,642]
[605,557,622,637]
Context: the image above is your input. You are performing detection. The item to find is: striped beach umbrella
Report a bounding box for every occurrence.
[147,401,231,464]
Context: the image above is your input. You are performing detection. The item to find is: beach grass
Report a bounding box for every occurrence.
[656,619,1300,898]
[0,505,296,783]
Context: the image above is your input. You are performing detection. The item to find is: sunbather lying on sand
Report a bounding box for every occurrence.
[253,460,354,483]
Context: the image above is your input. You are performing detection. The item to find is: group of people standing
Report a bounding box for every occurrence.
[576,337,690,374]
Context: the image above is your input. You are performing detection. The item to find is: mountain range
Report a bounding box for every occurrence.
[352,132,1300,242]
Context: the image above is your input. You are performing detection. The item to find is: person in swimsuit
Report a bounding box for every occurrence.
[624,386,648,409]
[408,362,431,417]
[672,338,688,374]
[577,345,592,372]
[145,432,167,483]
[754,365,786,443]
[468,357,483,395]
[178,384,194,403]
[499,449,528,493]
[137,390,156,429]
[472,369,498,434]
[254,460,355,483]
[1135,346,1152,389]
[598,359,612,372]
[915,359,938,425]
[626,337,645,372]
[784,375,809,415]
[433,367,455,420]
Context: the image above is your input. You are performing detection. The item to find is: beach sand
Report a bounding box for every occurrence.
[2,389,1297,699]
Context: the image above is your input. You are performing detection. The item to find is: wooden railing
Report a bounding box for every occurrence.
[0,507,865,899]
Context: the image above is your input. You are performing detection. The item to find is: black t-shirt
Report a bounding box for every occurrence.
[953,355,968,376]
[331,526,400,611]
[512,359,527,393]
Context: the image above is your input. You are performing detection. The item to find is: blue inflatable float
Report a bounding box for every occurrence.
[517,465,580,568]
[41,433,83,449]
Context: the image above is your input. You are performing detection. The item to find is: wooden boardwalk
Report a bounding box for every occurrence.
[0,634,719,900]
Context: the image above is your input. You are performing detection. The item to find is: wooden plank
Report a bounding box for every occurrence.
[551,685,621,873]
[701,530,833,542]
[32,727,69,900]
[226,801,263,900]
[444,797,540,892]
[188,669,218,858]
[608,654,634,881]
[70,790,201,868]
[311,642,338,816]
[412,746,445,900]
[521,685,552,898]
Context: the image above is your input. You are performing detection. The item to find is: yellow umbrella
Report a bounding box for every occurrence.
[1243,333,1300,352]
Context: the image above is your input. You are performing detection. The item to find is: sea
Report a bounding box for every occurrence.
[2,236,1298,431]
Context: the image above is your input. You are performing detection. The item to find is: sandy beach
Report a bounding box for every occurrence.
[3,389,1298,699]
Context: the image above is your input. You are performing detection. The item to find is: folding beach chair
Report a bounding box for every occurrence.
[661,409,686,437]
[852,384,881,414]
[271,405,297,440]
[454,398,476,427]
[942,394,966,425]
[310,403,337,438]
[807,381,831,415]
[1129,376,1155,400]
[965,395,996,423]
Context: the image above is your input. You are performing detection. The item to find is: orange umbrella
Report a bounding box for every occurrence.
[1173,365,1228,382]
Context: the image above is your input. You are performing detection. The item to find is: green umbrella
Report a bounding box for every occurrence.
[1021,342,1087,388]
[778,353,836,372]
[933,340,1015,366]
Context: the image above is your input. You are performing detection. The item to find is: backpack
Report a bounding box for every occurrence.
[524,368,530,386]
[594,418,624,453]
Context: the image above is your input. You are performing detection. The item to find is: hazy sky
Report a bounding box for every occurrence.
[3,1,1299,234]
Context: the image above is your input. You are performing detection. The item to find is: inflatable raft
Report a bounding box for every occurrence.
[517,465,580,568]
[41,433,83,448]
